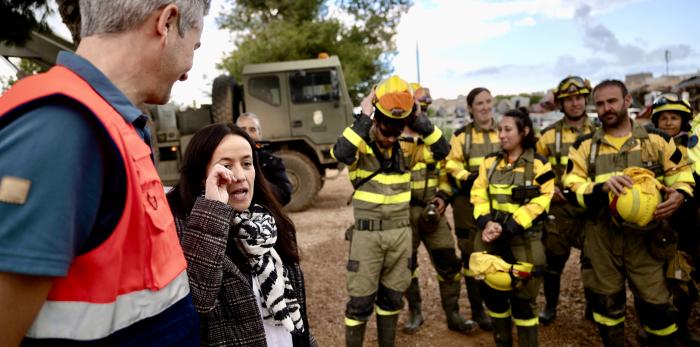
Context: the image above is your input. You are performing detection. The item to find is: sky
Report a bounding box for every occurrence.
[12,0,700,105]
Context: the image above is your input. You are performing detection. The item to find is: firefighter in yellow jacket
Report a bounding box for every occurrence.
[332,76,450,347]
[535,76,596,324]
[564,80,694,346]
[649,93,700,345]
[471,108,554,347]
[445,87,499,330]
[401,84,477,335]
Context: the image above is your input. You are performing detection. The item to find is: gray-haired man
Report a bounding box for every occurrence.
[0,1,209,345]
[237,112,293,205]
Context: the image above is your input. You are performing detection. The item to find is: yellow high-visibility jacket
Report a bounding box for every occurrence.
[563,121,694,210]
[471,148,555,234]
[446,121,500,192]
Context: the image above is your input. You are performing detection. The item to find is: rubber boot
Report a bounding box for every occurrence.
[517,325,539,347]
[402,278,424,334]
[440,279,478,334]
[646,333,676,347]
[465,276,493,331]
[376,314,399,347]
[584,288,594,321]
[345,322,366,347]
[539,272,560,325]
[492,317,513,347]
[597,323,625,347]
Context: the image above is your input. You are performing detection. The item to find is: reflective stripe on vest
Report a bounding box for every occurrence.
[0,66,189,340]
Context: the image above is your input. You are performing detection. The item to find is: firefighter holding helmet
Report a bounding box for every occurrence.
[471,108,555,347]
[564,80,694,346]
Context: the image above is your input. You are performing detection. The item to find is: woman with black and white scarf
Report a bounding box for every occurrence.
[167,123,316,347]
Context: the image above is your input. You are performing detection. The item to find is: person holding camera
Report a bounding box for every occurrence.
[471,108,555,347]
[400,84,477,335]
[332,76,449,347]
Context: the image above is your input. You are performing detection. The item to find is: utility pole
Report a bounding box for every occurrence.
[665,49,671,76]
[416,41,421,84]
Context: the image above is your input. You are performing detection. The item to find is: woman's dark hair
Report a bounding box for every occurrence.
[466,87,491,116]
[167,123,300,263]
[503,107,537,150]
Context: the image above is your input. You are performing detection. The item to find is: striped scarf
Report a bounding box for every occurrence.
[233,204,304,333]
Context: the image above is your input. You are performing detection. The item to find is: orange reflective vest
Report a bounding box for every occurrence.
[0,65,189,340]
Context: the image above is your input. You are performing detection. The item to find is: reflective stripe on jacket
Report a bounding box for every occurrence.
[564,121,694,209]
[536,117,595,183]
[446,122,500,189]
[471,148,555,230]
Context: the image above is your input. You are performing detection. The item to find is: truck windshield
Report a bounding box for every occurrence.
[289,70,339,103]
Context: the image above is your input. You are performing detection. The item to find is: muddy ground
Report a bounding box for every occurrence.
[289,169,699,346]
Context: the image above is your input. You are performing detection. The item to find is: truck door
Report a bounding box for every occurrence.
[245,74,291,139]
[288,69,347,145]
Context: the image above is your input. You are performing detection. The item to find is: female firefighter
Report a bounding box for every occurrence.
[470,108,555,347]
[650,93,700,346]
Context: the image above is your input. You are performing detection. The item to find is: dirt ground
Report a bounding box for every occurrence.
[288,169,699,346]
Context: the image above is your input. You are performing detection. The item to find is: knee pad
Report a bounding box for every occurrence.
[637,300,677,335]
[480,282,511,315]
[591,291,625,324]
[376,284,404,312]
[346,294,376,321]
[510,295,535,320]
[431,248,462,281]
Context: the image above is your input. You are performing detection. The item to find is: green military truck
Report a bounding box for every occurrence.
[153,56,355,211]
[2,31,355,212]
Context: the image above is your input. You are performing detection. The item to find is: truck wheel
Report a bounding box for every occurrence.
[211,75,236,124]
[276,150,321,212]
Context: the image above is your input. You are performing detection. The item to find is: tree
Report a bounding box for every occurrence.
[217,0,412,104]
[0,0,80,46]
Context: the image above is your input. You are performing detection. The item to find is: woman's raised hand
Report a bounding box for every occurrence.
[205,164,234,204]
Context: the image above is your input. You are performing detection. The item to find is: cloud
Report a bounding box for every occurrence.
[553,3,697,82]
[463,65,513,77]
[514,17,536,27]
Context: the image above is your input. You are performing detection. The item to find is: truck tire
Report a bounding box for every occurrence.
[211,75,236,124]
[276,150,321,212]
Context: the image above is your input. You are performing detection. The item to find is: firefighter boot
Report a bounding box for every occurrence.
[376,314,399,347]
[440,279,478,334]
[492,317,513,347]
[517,325,539,347]
[465,276,493,331]
[677,295,700,346]
[402,278,424,334]
[646,333,677,347]
[584,288,594,321]
[539,272,560,325]
[345,321,366,347]
[597,323,625,347]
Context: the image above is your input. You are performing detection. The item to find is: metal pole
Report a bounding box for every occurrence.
[416,41,421,84]
[665,49,670,76]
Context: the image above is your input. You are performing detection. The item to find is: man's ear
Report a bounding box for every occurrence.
[523,126,530,137]
[155,4,180,42]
